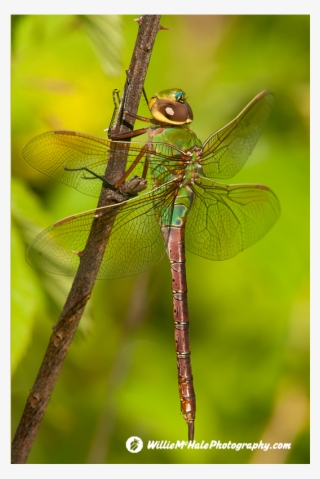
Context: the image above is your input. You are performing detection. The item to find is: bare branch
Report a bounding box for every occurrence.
[12,14,161,464]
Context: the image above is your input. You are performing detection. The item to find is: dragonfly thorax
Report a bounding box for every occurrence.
[181,147,204,186]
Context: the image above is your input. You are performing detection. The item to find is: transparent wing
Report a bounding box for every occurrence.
[22,130,186,197]
[186,177,280,260]
[200,90,275,179]
[27,182,178,279]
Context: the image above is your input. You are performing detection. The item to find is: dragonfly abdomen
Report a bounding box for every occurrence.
[164,225,196,440]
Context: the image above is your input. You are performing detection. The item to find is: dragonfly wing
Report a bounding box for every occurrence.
[23,131,186,197]
[22,131,154,197]
[27,182,177,279]
[201,91,275,179]
[186,178,280,260]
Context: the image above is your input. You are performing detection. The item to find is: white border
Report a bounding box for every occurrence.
[3,1,318,477]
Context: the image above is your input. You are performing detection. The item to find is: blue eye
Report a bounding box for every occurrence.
[175,92,184,101]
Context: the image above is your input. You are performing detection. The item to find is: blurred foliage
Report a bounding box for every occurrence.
[11,15,309,464]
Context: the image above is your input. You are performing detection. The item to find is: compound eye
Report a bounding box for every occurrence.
[175,91,185,102]
[185,102,193,121]
[151,99,193,124]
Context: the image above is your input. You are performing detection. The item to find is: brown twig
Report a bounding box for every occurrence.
[11,14,161,464]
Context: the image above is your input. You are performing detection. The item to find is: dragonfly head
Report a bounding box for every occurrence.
[148,88,194,125]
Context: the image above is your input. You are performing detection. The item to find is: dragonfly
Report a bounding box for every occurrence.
[23,88,280,441]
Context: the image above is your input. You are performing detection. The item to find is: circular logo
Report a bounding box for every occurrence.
[126,436,143,453]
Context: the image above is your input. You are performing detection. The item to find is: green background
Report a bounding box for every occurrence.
[11,15,310,464]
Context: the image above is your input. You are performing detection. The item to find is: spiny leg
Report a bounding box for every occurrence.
[63,165,115,189]
[105,79,152,189]
[114,145,149,188]
[108,74,155,141]
[108,88,121,133]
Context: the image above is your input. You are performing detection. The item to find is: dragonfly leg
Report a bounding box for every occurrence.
[107,127,152,141]
[107,88,121,133]
[142,87,150,112]
[63,165,116,190]
[63,164,147,199]
[141,154,150,180]
[107,74,155,140]
[122,110,154,123]
[114,145,149,188]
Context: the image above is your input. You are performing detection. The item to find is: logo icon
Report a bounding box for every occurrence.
[126,436,143,453]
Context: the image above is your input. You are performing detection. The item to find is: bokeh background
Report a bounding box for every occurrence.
[11,15,310,464]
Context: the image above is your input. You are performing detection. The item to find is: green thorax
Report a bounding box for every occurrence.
[151,125,202,228]
[152,124,202,151]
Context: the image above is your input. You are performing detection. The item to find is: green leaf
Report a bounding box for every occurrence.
[79,15,123,77]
